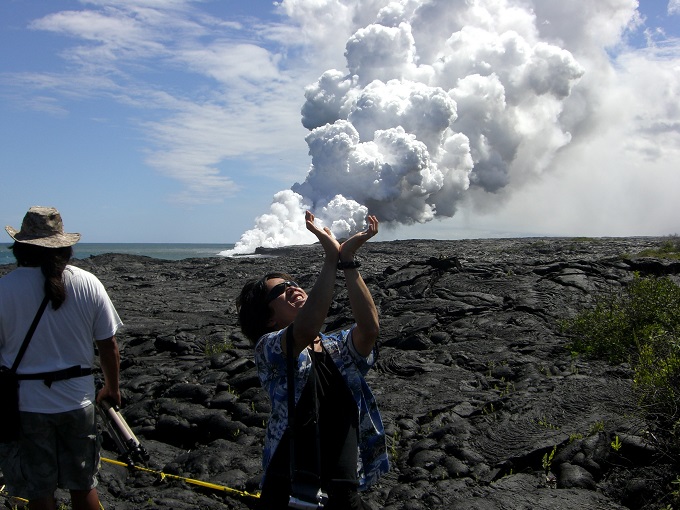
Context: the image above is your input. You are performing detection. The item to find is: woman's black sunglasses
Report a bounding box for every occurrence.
[265,280,300,304]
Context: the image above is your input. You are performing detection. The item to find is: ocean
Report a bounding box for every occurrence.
[0,243,235,266]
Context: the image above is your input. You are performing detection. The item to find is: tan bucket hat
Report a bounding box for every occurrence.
[5,206,81,248]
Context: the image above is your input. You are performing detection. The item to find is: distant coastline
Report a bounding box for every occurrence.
[0,243,235,266]
[1,235,670,267]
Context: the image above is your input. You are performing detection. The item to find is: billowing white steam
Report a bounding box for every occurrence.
[222,0,584,255]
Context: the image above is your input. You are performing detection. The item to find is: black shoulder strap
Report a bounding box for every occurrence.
[286,325,323,486]
[286,325,297,480]
[11,295,50,373]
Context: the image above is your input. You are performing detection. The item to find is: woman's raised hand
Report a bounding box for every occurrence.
[340,214,379,261]
[305,210,340,255]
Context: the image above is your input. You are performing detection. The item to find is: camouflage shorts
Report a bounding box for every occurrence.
[0,405,100,500]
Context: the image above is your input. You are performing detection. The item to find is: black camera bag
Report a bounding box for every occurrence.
[0,296,49,443]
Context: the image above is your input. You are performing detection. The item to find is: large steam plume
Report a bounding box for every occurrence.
[223,0,584,255]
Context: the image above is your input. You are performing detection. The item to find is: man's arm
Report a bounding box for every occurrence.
[96,336,121,406]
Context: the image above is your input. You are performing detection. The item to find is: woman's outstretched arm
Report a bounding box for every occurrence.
[288,210,339,354]
[340,215,380,357]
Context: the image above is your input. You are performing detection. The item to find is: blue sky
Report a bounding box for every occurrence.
[1,0,679,249]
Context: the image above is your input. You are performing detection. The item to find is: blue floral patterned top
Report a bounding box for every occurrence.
[254,326,389,489]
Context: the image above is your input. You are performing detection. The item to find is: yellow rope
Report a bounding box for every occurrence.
[3,458,261,507]
[101,457,261,500]
[1,484,27,508]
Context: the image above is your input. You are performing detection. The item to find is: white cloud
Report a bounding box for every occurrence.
[289,1,584,222]
[670,0,680,15]
[177,43,283,85]
[398,37,680,240]
[5,0,679,247]
[228,0,679,252]
[8,1,313,209]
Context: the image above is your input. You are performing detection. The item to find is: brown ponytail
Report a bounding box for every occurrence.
[11,243,73,310]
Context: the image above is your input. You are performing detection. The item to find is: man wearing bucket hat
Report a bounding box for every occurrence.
[0,206,122,510]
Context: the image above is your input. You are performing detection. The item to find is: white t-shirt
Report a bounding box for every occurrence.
[0,265,122,413]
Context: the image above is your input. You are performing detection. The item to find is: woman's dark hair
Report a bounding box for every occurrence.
[12,242,73,310]
[237,271,294,345]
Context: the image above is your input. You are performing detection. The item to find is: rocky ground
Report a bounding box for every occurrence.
[2,236,680,510]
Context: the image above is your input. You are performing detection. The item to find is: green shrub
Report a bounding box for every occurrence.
[635,333,680,427]
[563,275,680,444]
[563,275,680,364]
[204,334,234,356]
[636,235,680,260]
[563,297,630,362]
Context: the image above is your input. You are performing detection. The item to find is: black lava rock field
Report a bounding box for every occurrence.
[3,236,680,509]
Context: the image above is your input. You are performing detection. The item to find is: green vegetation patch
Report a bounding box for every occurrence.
[563,274,680,444]
[563,275,680,363]
[636,235,680,260]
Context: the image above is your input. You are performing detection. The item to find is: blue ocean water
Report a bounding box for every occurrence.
[0,243,235,266]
